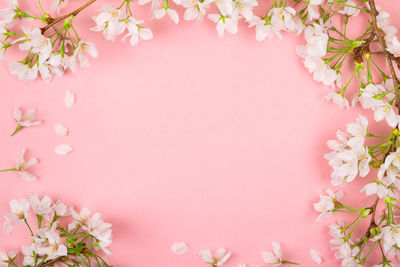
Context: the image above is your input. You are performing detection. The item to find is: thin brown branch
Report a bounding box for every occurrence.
[41,0,97,34]
[367,0,400,109]
[37,256,68,267]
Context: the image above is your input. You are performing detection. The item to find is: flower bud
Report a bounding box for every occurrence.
[361,208,371,218]
[369,226,381,237]
[63,15,75,28]
[384,196,392,204]
[371,161,381,168]
[354,61,364,71]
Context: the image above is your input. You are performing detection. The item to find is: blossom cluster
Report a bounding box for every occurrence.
[0,0,98,82]
[1,195,112,266]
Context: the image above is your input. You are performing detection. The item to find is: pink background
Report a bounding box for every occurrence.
[0,1,399,266]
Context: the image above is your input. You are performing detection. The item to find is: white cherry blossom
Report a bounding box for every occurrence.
[3,198,30,235]
[15,149,38,181]
[8,62,38,82]
[314,189,343,221]
[122,17,153,46]
[208,14,238,37]
[13,107,41,135]
[153,7,179,24]
[29,195,52,216]
[199,248,231,266]
[262,242,282,266]
[91,6,127,41]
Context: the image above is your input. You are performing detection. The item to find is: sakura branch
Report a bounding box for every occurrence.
[0,149,38,181]
[11,108,41,136]
[1,194,113,266]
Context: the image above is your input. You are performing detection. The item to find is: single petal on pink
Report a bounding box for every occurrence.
[55,123,69,136]
[171,242,189,255]
[65,90,75,108]
[310,248,322,264]
[55,144,73,155]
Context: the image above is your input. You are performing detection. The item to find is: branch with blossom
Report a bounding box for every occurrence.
[1,194,112,266]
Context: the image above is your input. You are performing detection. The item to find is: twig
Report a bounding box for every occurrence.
[41,0,97,34]
[367,0,400,109]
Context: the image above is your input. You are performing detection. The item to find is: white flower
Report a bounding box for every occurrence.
[361,180,392,199]
[54,123,69,136]
[385,148,400,171]
[325,143,371,186]
[8,62,38,82]
[15,149,38,181]
[3,198,30,235]
[386,34,400,57]
[0,251,17,267]
[214,0,233,16]
[313,189,343,221]
[310,248,322,264]
[262,242,282,266]
[269,7,304,36]
[382,225,400,252]
[55,144,73,155]
[171,242,189,254]
[86,213,113,254]
[68,207,91,231]
[199,248,231,266]
[53,200,68,217]
[13,107,41,134]
[71,41,98,69]
[122,17,153,46]
[352,83,385,109]
[179,0,212,22]
[296,53,340,88]
[303,23,329,57]
[208,14,238,37]
[325,92,349,109]
[373,101,399,127]
[153,7,179,24]
[91,6,127,41]
[248,16,275,41]
[38,230,68,260]
[18,27,52,63]
[22,244,40,266]
[232,0,257,21]
[138,0,163,9]
[0,0,20,25]
[0,22,7,45]
[346,115,368,147]
[327,130,349,152]
[29,195,52,216]
[51,0,69,13]
[339,1,360,17]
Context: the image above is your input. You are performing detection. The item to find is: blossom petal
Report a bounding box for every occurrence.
[65,90,75,108]
[54,123,69,136]
[310,248,322,264]
[199,249,213,263]
[171,242,189,255]
[55,144,73,155]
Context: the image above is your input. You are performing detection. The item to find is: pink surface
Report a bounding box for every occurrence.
[1,1,400,266]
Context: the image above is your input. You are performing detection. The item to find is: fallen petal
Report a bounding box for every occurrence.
[171,242,189,255]
[55,144,72,155]
[65,90,75,108]
[55,123,69,136]
[310,248,322,264]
